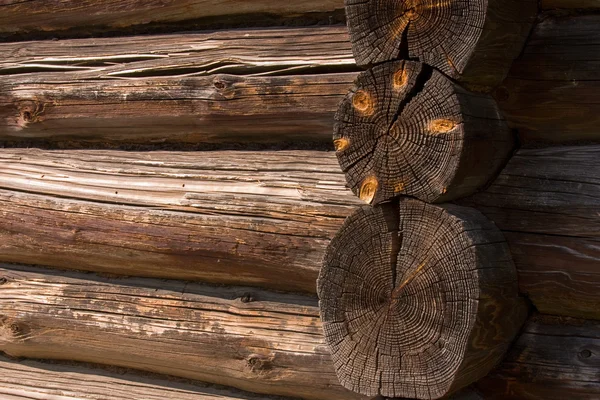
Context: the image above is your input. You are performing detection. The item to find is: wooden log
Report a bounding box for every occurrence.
[344,0,537,88]
[0,146,597,319]
[0,149,362,293]
[0,0,345,38]
[318,200,527,399]
[334,60,512,204]
[477,314,600,399]
[0,264,364,400]
[542,0,600,9]
[460,145,600,320]
[0,356,271,400]
[495,15,600,143]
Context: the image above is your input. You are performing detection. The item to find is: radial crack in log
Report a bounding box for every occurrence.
[317,199,527,399]
[334,60,513,205]
[344,0,537,88]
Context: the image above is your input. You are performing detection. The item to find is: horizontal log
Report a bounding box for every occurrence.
[542,1,600,9]
[0,264,362,400]
[0,356,271,400]
[0,150,361,293]
[0,265,594,400]
[0,26,355,145]
[0,146,598,319]
[477,315,600,399]
[0,0,345,38]
[495,15,600,143]
[461,145,600,320]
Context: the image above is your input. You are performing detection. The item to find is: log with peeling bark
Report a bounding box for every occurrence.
[477,315,600,399]
[495,14,600,143]
[344,0,536,88]
[318,200,526,399]
[0,356,271,400]
[0,0,345,39]
[334,60,512,204]
[0,264,363,400]
[0,146,597,319]
[0,265,596,400]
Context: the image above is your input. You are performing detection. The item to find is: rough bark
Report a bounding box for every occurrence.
[0,146,597,319]
[477,315,600,399]
[0,0,345,38]
[495,15,600,143]
[0,356,273,400]
[0,149,361,293]
[344,0,536,88]
[334,60,512,205]
[0,264,364,400]
[318,200,527,399]
[460,145,600,320]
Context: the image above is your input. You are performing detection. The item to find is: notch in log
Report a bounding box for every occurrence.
[317,199,528,399]
[334,60,513,205]
[344,0,537,88]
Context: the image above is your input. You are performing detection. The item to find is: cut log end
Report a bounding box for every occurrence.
[334,60,512,204]
[317,199,527,399]
[344,0,536,86]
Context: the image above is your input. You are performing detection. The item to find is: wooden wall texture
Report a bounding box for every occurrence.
[0,1,599,399]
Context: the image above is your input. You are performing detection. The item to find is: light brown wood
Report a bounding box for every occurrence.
[496,14,600,143]
[318,200,527,399]
[0,356,270,400]
[0,149,361,293]
[477,315,600,399]
[0,146,597,319]
[542,0,600,9]
[0,264,364,400]
[0,0,345,38]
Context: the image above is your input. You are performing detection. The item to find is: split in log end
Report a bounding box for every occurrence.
[317,199,527,399]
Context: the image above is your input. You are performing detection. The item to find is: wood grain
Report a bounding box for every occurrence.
[461,145,600,320]
[495,15,600,143]
[478,315,600,399]
[0,0,345,38]
[0,356,273,400]
[0,149,362,293]
[0,146,598,319]
[0,264,364,400]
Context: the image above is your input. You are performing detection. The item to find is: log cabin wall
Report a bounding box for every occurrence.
[0,1,599,400]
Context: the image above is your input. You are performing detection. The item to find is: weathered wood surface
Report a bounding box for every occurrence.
[0,26,357,145]
[478,315,600,399]
[318,201,526,398]
[542,0,600,9]
[495,15,600,143]
[0,149,361,293]
[0,146,598,319]
[344,0,536,88]
[0,0,345,38]
[0,264,364,400]
[461,145,600,320]
[0,356,273,400]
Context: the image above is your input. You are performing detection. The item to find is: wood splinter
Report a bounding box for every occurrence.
[318,199,528,399]
[334,60,513,205]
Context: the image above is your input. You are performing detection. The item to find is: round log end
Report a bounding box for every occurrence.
[317,199,527,399]
[334,60,512,204]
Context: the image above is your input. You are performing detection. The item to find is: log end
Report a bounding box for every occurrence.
[317,199,527,399]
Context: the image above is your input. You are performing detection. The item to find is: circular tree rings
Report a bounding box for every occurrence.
[344,0,536,87]
[334,60,513,205]
[317,199,527,399]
